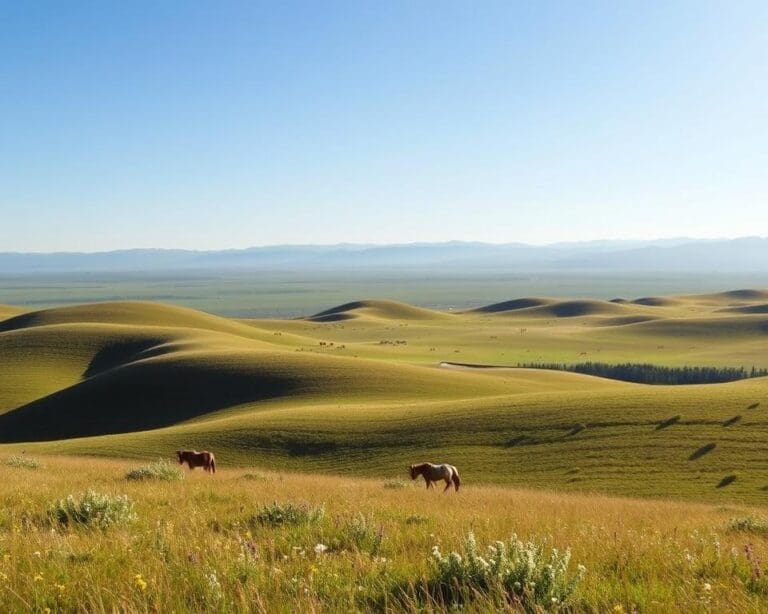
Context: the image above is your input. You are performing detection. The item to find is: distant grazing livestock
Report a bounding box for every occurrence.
[409,462,461,492]
[176,450,216,473]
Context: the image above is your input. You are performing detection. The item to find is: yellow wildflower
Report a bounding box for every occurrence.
[34,573,44,582]
[134,573,148,592]
[612,606,625,614]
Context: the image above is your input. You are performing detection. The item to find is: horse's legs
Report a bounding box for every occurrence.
[443,479,451,492]
[425,479,432,489]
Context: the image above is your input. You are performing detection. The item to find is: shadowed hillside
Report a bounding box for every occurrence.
[720,303,768,314]
[631,296,681,307]
[470,297,553,313]
[625,316,768,337]
[0,347,517,442]
[709,289,768,301]
[472,297,652,318]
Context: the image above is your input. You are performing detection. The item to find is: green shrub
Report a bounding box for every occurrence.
[5,455,41,470]
[49,490,137,529]
[728,516,768,535]
[125,459,184,482]
[248,502,325,527]
[336,513,384,555]
[429,532,585,610]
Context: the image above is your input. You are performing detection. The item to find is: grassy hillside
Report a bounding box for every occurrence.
[1,291,768,503]
[0,456,767,613]
[308,299,451,322]
[0,303,24,318]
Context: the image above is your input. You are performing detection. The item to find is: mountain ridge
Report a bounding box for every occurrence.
[2,237,767,273]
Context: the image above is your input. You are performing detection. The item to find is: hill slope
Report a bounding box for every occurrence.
[2,293,768,502]
[308,299,450,322]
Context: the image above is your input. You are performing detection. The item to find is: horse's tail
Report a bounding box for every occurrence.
[452,467,461,491]
[210,454,216,474]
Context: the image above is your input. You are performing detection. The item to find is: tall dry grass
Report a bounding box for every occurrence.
[0,455,766,612]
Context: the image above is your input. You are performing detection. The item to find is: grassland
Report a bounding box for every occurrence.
[2,288,768,611]
[1,289,768,505]
[1,456,768,612]
[5,270,768,317]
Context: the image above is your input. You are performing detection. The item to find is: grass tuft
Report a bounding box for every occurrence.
[5,455,41,469]
[247,501,325,527]
[335,513,384,555]
[48,490,136,529]
[125,459,184,481]
[728,516,768,535]
[427,532,585,610]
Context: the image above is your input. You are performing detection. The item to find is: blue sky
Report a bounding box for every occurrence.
[1,1,766,251]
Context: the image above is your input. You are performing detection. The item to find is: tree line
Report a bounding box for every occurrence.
[515,361,768,385]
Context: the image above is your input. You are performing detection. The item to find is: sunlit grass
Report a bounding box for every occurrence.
[0,456,767,612]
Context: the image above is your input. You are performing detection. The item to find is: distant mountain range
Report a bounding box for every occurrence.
[1,237,767,273]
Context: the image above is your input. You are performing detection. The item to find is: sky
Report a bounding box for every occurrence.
[1,1,766,252]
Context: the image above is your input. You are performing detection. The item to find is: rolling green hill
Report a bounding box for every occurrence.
[308,298,451,322]
[1,292,768,502]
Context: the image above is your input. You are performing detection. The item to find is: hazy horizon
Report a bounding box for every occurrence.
[2,235,767,255]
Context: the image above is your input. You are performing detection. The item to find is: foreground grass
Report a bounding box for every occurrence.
[0,456,767,612]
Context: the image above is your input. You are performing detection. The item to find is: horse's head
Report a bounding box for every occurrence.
[176,450,184,464]
[409,464,418,480]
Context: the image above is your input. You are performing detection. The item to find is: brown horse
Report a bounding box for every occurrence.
[177,450,216,473]
[409,462,460,492]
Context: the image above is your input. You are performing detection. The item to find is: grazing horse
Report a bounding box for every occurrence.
[176,450,216,473]
[409,462,461,492]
